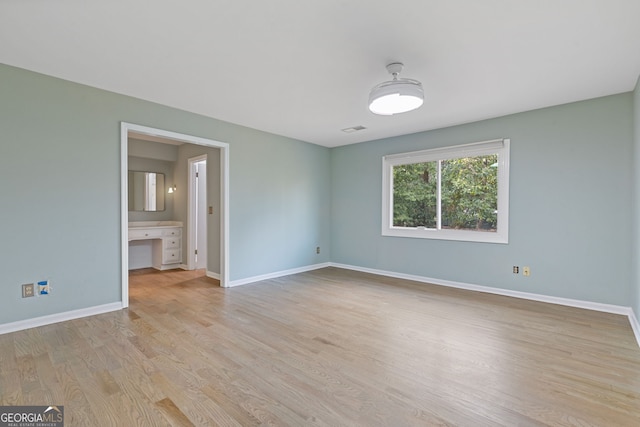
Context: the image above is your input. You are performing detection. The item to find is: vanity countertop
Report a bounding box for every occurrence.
[128,221,183,229]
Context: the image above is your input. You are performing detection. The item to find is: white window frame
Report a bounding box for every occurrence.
[382,138,510,244]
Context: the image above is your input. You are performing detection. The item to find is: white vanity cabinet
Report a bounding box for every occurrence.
[128,222,183,270]
[161,229,182,265]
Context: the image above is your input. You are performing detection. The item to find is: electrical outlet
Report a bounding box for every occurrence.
[513,266,519,274]
[523,266,531,277]
[316,246,321,254]
[22,283,35,298]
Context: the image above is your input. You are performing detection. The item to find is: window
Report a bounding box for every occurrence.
[382,139,510,243]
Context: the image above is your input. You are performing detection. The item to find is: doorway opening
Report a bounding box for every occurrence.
[120,122,230,309]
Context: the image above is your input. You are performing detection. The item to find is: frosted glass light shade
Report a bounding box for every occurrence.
[369,79,424,115]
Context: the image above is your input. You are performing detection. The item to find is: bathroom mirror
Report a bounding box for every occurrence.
[128,171,166,211]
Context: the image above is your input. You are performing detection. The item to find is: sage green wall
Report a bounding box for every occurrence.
[128,138,178,162]
[331,94,633,306]
[0,64,331,324]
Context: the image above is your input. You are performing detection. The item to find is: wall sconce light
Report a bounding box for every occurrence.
[168,185,177,194]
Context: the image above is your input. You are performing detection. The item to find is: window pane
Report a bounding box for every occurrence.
[392,161,437,228]
[440,154,498,232]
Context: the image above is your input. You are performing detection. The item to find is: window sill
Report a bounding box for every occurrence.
[382,227,508,244]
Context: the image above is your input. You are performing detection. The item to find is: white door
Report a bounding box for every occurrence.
[194,160,207,269]
[188,155,208,270]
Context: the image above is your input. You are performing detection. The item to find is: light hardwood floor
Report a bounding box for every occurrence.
[1,267,640,426]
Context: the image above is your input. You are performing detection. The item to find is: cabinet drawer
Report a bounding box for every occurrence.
[129,228,163,239]
[163,237,181,250]
[163,249,181,264]
[162,228,182,237]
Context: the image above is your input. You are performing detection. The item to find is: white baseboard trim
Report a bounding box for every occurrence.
[629,309,640,347]
[228,262,331,288]
[5,264,638,349]
[0,302,122,335]
[330,263,640,348]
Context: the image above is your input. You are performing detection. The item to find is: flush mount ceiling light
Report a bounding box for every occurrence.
[368,62,424,115]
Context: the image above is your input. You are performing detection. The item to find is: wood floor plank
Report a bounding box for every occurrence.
[149,373,217,426]
[32,352,64,404]
[2,267,640,426]
[53,361,96,424]
[155,397,195,427]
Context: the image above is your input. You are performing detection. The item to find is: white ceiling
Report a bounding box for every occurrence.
[2,1,639,148]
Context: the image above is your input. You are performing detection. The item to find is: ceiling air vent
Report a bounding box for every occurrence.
[341,125,367,133]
